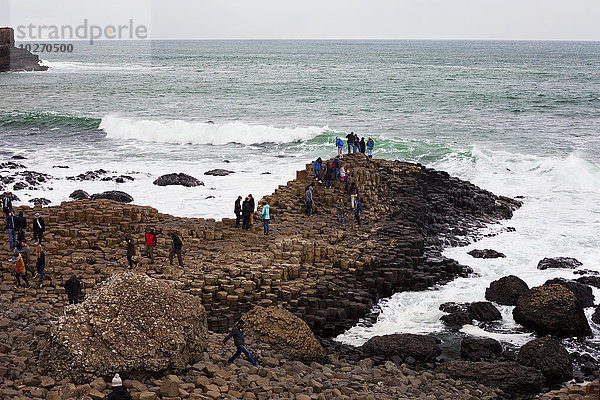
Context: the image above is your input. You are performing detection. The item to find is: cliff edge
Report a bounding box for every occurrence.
[0,27,48,72]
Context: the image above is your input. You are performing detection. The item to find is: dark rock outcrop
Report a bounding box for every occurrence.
[28,198,51,206]
[468,249,506,259]
[436,361,544,399]
[592,305,600,324]
[244,306,326,362]
[512,284,591,338]
[544,277,594,308]
[153,173,204,187]
[42,272,208,382]
[204,169,235,176]
[460,336,503,361]
[485,275,529,306]
[517,337,572,384]
[537,257,582,270]
[0,27,48,72]
[361,333,441,363]
[67,169,110,181]
[576,275,600,289]
[439,301,501,329]
[90,191,133,203]
[69,190,90,200]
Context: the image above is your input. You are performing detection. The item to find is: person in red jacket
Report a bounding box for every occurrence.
[145,227,157,264]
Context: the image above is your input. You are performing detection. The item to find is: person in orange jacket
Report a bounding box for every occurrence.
[15,252,30,288]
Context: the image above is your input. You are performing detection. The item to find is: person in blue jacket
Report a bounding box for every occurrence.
[222,320,258,367]
[367,138,374,158]
[355,197,362,225]
[336,137,344,158]
[312,157,322,183]
[6,209,16,252]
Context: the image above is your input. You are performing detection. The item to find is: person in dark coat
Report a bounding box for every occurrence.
[359,137,366,153]
[32,212,45,244]
[323,163,334,189]
[248,194,255,225]
[355,197,363,225]
[124,234,138,269]
[6,209,16,252]
[1,192,13,216]
[345,132,354,154]
[64,275,81,304]
[242,197,252,230]
[221,320,258,367]
[234,196,242,226]
[107,374,132,400]
[15,211,26,244]
[35,243,46,283]
[169,232,184,267]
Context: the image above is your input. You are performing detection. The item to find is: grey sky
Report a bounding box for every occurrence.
[2,0,599,41]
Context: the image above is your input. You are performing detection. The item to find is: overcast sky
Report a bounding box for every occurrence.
[2,0,599,41]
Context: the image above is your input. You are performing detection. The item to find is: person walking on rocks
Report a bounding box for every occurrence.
[305,183,314,216]
[234,196,242,226]
[20,240,35,277]
[107,374,132,400]
[242,196,252,230]
[336,136,344,158]
[6,209,16,252]
[124,234,138,269]
[336,197,344,225]
[248,194,256,226]
[15,211,26,243]
[32,212,45,245]
[14,252,30,288]
[169,232,184,267]
[349,182,359,209]
[355,197,363,225]
[260,203,271,235]
[145,227,157,264]
[64,275,81,304]
[312,157,322,182]
[222,320,258,367]
[35,243,46,284]
[333,156,341,181]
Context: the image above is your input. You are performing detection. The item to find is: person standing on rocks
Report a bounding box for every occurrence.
[107,374,132,400]
[354,134,360,153]
[35,243,46,284]
[169,231,184,268]
[333,156,341,181]
[2,191,13,216]
[20,240,35,277]
[124,234,138,269]
[336,197,344,225]
[367,138,374,158]
[305,183,314,216]
[345,133,354,154]
[15,210,26,245]
[234,196,243,226]
[355,197,363,225]
[6,209,16,252]
[349,182,359,209]
[336,136,344,158]
[242,197,252,230]
[313,157,322,182]
[145,227,157,264]
[323,162,334,189]
[248,194,256,226]
[260,203,271,235]
[360,137,366,153]
[14,252,30,288]
[222,320,259,367]
[32,212,45,245]
[64,275,81,304]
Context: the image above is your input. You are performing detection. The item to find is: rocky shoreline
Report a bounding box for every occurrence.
[1,154,597,399]
[0,28,48,72]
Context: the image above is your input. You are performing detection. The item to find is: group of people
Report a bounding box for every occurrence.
[234,194,271,235]
[3,192,47,288]
[334,133,375,158]
[124,228,185,268]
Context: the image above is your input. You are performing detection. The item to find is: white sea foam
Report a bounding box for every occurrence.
[99,115,327,145]
[337,148,600,348]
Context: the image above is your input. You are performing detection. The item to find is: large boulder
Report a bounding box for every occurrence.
[436,361,544,400]
[468,249,506,259]
[90,190,133,203]
[537,257,582,270]
[439,301,501,330]
[204,169,235,176]
[69,190,90,200]
[576,275,600,289]
[485,275,529,306]
[244,306,326,362]
[42,272,208,382]
[512,284,591,338]
[467,302,502,322]
[517,337,572,384]
[460,336,503,361]
[361,333,441,363]
[544,278,594,308]
[153,173,203,187]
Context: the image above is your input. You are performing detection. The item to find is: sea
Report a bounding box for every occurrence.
[2,40,600,354]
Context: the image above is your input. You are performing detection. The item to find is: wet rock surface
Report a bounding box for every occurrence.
[69,189,90,200]
[204,169,235,176]
[42,272,208,382]
[537,257,582,270]
[468,249,506,259]
[153,173,204,187]
[439,301,501,329]
[460,336,503,361]
[361,333,442,364]
[544,277,594,308]
[485,275,530,306]
[90,190,134,203]
[513,284,591,338]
